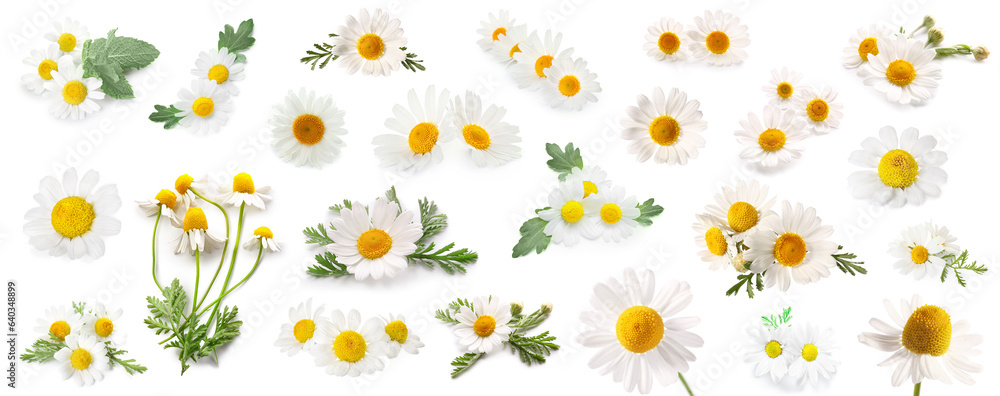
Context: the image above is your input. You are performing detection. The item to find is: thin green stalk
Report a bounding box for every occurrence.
[190,189,230,313]
[196,244,263,317]
[914,382,921,396]
[192,250,201,310]
[151,209,163,293]
[207,203,244,326]
[679,373,694,396]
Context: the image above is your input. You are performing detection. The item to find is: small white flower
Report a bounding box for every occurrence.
[793,86,844,135]
[762,67,803,109]
[745,326,793,383]
[270,88,348,168]
[735,105,807,167]
[644,17,691,62]
[175,80,233,134]
[217,172,271,210]
[191,47,245,95]
[43,56,104,120]
[275,299,328,356]
[453,296,512,354]
[243,226,280,252]
[383,313,424,358]
[889,223,947,280]
[537,182,597,247]
[80,303,126,346]
[45,18,89,55]
[688,10,750,66]
[53,335,110,386]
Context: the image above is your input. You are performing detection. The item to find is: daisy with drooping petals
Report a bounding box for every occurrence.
[34,305,82,342]
[744,201,839,291]
[24,168,121,260]
[858,296,982,387]
[762,67,803,109]
[22,45,70,95]
[692,213,732,270]
[512,31,574,90]
[579,268,703,394]
[136,189,183,227]
[542,57,601,111]
[374,86,454,172]
[848,126,947,207]
[218,172,271,210]
[621,87,707,165]
[243,226,280,252]
[330,9,407,76]
[843,24,892,70]
[564,165,611,198]
[173,174,204,211]
[889,224,946,280]
[794,86,844,135]
[476,10,517,51]
[53,335,110,386]
[583,186,640,242]
[191,47,245,95]
[491,24,529,64]
[537,182,596,247]
[702,179,776,242]
[80,303,126,346]
[687,10,750,66]
[310,309,390,377]
[326,199,422,280]
[173,207,226,255]
[275,299,328,356]
[270,88,347,168]
[45,18,89,54]
[453,296,512,354]
[745,326,792,383]
[43,56,104,120]
[452,91,522,167]
[735,105,808,167]
[860,34,941,105]
[174,80,233,134]
[383,313,424,358]
[787,324,839,386]
[644,18,691,62]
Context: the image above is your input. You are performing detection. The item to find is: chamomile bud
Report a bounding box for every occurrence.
[973,45,990,61]
[540,303,553,315]
[509,302,524,316]
[732,252,750,273]
[926,27,944,46]
[922,15,936,29]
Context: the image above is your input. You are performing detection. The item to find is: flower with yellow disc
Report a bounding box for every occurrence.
[701,179,775,242]
[173,206,226,255]
[453,296,512,354]
[542,56,601,111]
[275,299,329,356]
[45,18,89,55]
[476,10,517,52]
[53,335,110,386]
[330,9,408,76]
[744,201,839,291]
[564,165,611,199]
[452,91,522,167]
[22,44,75,95]
[583,185,640,242]
[270,88,347,168]
[243,226,280,252]
[621,87,707,165]
[793,86,844,135]
[843,24,891,71]
[860,34,942,105]
[174,80,233,134]
[692,213,733,271]
[537,181,597,247]
[491,24,529,64]
[218,172,271,210]
[762,67,803,110]
[512,30,574,90]
[374,85,455,172]
[687,10,750,66]
[136,189,183,227]
[191,47,245,95]
[644,17,691,62]
[745,325,792,383]
[326,199,422,280]
[848,126,947,207]
[33,305,82,342]
[43,56,105,120]
[310,309,390,376]
[80,303,125,346]
[787,324,839,386]
[735,105,807,167]
[383,313,424,358]
[24,168,121,259]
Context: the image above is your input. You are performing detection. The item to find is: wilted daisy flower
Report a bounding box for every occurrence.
[24,168,121,260]
[692,213,732,270]
[860,34,941,105]
[564,165,611,198]
[794,86,844,134]
[687,10,750,66]
[175,80,233,134]
[476,10,517,51]
[537,182,596,247]
[745,326,792,383]
[848,126,947,207]
[53,335,110,386]
[327,199,422,280]
[22,44,69,95]
[621,87,707,165]
[453,296,512,354]
[842,24,892,71]
[45,18,89,54]
[762,67,803,109]
[173,207,226,255]
[787,324,839,386]
[173,174,203,211]
[218,172,271,210]
[191,47,245,95]
[744,201,838,291]
[374,86,454,172]
[512,30,574,90]
[43,56,104,120]
[243,226,280,252]
[542,57,601,111]
[383,313,424,358]
[889,224,946,280]
[490,24,529,64]
[330,9,407,76]
[735,105,807,167]
[644,17,691,62]
[275,299,328,356]
[34,305,81,342]
[136,189,183,227]
[80,303,126,346]
[583,185,640,242]
[452,91,522,167]
[703,179,776,242]
[270,88,347,168]
[310,309,390,376]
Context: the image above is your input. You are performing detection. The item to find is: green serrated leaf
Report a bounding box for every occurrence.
[512,217,551,258]
[81,28,159,99]
[545,142,584,180]
[219,19,255,54]
[634,199,664,226]
[149,104,184,129]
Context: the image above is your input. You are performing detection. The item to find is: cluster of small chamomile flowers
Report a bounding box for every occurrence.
[643,10,750,66]
[745,307,840,387]
[24,168,122,260]
[275,299,423,377]
[888,221,986,286]
[300,8,426,76]
[476,10,601,111]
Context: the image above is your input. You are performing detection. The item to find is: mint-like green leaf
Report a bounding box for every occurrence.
[545,142,584,181]
[219,19,255,55]
[634,198,664,226]
[81,29,159,99]
[149,104,184,129]
[512,217,551,258]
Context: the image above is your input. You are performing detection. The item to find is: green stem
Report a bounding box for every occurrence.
[679,373,694,396]
[151,209,163,293]
[192,250,201,310]
[190,189,230,313]
[196,244,263,317]
[207,203,244,327]
[914,382,921,396]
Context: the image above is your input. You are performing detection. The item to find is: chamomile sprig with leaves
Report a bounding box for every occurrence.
[301,8,425,75]
[889,222,987,286]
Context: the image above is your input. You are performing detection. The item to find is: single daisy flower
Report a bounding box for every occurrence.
[42,56,104,120]
[842,24,892,70]
[564,165,611,198]
[22,44,73,95]
[735,105,807,167]
[191,47,245,95]
[490,24,529,64]
[578,268,703,394]
[326,199,422,280]
[512,30,574,90]
[537,182,597,247]
[330,9,407,76]
[173,173,203,211]
[687,10,750,66]
[374,85,455,172]
[452,91,522,167]
[745,326,792,383]
[621,87,707,165]
[310,309,390,377]
[53,335,110,386]
[542,56,601,111]
[848,126,947,207]
[453,296,512,354]
[383,313,424,358]
[275,299,328,357]
[787,324,839,386]
[644,17,691,62]
[744,201,839,291]
[583,185,640,242]
[702,179,776,242]
[173,206,226,255]
[218,172,271,210]
[762,67,803,110]
[794,86,844,135]
[692,213,732,271]
[34,305,82,342]
[858,296,982,386]
[860,34,941,105]
[24,168,121,260]
[889,224,946,280]
[80,303,126,346]
[175,79,233,134]
[270,88,347,168]
[243,226,280,252]
[45,18,89,54]
[476,10,517,51]
[136,189,183,227]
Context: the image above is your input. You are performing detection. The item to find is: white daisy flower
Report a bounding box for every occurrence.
[453,296,512,354]
[270,88,347,168]
[53,335,110,386]
[848,126,947,207]
[173,174,206,212]
[34,305,82,342]
[21,44,73,95]
[794,86,844,135]
[692,213,732,270]
[702,179,776,242]
[687,10,750,66]
[787,324,839,386]
[374,86,454,172]
[889,224,946,280]
[327,199,422,280]
[452,91,522,167]
[42,56,104,120]
[744,201,839,291]
[24,168,121,260]
[490,24,529,64]
[584,185,640,242]
[79,303,126,347]
[191,47,245,95]
[136,189,183,227]
[858,296,983,386]
[218,172,271,210]
[310,309,390,377]
[735,105,808,167]
[537,182,597,247]
[579,268,703,394]
[512,30,574,90]
[644,17,691,62]
[45,18,89,54]
[926,222,961,256]
[843,24,892,70]
[275,299,328,356]
[542,56,601,111]
[476,10,517,51]
[564,165,611,198]
[173,206,226,255]
[860,34,941,105]
[762,67,803,109]
[175,80,233,134]
[243,226,280,252]
[745,326,792,383]
[330,9,407,76]
[621,87,707,165]
[383,313,424,358]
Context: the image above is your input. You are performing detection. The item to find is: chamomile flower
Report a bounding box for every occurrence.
[762,67,803,109]
[275,299,328,356]
[621,87,707,165]
[22,45,70,95]
[542,56,601,111]
[889,224,946,280]
[787,324,839,386]
[34,305,82,342]
[218,172,271,210]
[842,24,892,70]
[687,10,750,66]
[24,168,121,260]
[175,80,233,134]
[53,335,110,386]
[702,179,776,242]
[584,186,640,242]
[383,313,424,358]
[476,10,517,51]
[537,182,596,247]
[858,296,983,386]
[453,296,512,354]
[80,303,126,346]
[173,207,226,255]
[326,199,422,280]
[136,189,183,227]
[745,326,792,383]
[491,24,529,64]
[692,213,732,270]
[794,86,844,135]
[374,86,454,172]
[848,126,947,207]
[46,18,89,54]
[43,56,104,120]
[860,34,942,105]
[270,88,347,168]
[735,105,807,167]
[744,201,839,291]
[310,309,390,377]
[243,226,280,252]
[578,268,703,394]
[191,47,245,95]
[173,174,203,211]
[564,165,611,198]
[512,30,574,90]
[330,9,407,76]
[452,91,522,167]
[927,222,960,256]
[644,18,691,62]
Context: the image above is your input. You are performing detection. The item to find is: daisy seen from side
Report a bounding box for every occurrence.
[218,172,271,210]
[173,206,226,255]
[243,226,280,252]
[374,85,454,172]
[383,313,424,358]
[452,91,522,167]
[136,189,183,227]
[692,213,732,270]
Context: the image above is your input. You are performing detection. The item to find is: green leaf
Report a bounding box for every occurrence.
[633,198,664,226]
[435,298,473,324]
[218,19,255,55]
[329,199,353,212]
[505,331,559,366]
[303,223,335,246]
[509,305,552,331]
[418,197,448,244]
[450,352,484,378]
[400,47,426,72]
[301,35,339,70]
[512,217,551,258]
[383,186,402,214]
[942,250,987,287]
[149,104,184,129]
[106,343,147,375]
[72,301,87,315]
[726,272,764,298]
[20,335,65,363]
[81,29,159,99]
[407,242,477,274]
[545,142,584,180]
[761,307,793,330]
[833,246,868,276]
[307,252,350,277]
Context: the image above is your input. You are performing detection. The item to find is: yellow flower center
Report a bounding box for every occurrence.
[356,33,385,60]
[232,172,256,193]
[37,59,58,80]
[293,319,315,343]
[385,320,409,343]
[705,226,728,256]
[885,59,916,86]
[292,114,325,145]
[61,81,87,105]
[253,226,273,239]
[207,64,230,84]
[582,181,598,197]
[615,306,664,353]
[175,174,194,195]
[858,37,879,61]
[600,203,623,224]
[492,27,507,41]
[558,75,581,97]
[94,318,114,338]
[773,233,807,267]
[50,196,95,238]
[901,305,952,356]
[705,31,730,54]
[333,330,367,363]
[57,33,77,52]
[408,122,440,154]
[648,115,681,146]
[765,340,783,358]
[357,229,392,260]
[806,99,829,122]
[49,321,71,341]
[534,55,554,77]
[911,245,929,264]
[726,202,758,233]
[776,82,794,99]
[191,97,214,117]
[802,344,819,362]
[155,189,178,209]
[658,32,681,54]
[560,201,584,223]
[182,207,209,232]
[508,43,521,58]
[70,348,92,370]
[757,128,786,152]
[462,124,491,150]
[877,149,919,188]
[473,315,497,337]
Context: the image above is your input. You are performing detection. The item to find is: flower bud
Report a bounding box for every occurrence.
[731,253,749,273]
[540,303,554,315]
[926,27,944,46]
[973,45,990,61]
[509,302,524,316]
[922,15,936,29]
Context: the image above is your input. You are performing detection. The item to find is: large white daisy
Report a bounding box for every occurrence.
[644,18,691,62]
[794,85,844,135]
[22,44,70,95]
[374,85,454,172]
[53,335,110,386]
[453,296,512,354]
[327,199,422,280]
[787,324,839,386]
[331,9,407,76]
[452,91,522,167]
[564,165,611,198]
[511,30,574,90]
[34,305,82,342]
[192,47,245,95]
[218,172,271,210]
[621,87,707,165]
[24,168,121,260]
[490,24,529,64]
[745,326,792,383]
[476,10,517,51]
[537,181,596,247]
[43,56,104,120]
[175,79,233,134]
[542,56,601,111]
[583,185,640,242]
[860,34,941,105]
[310,309,390,377]
[735,105,807,167]
[79,303,126,347]
[692,213,732,271]
[702,179,776,242]
[173,206,226,255]
[843,24,892,70]
[383,313,424,358]
[848,126,947,207]
[762,67,803,110]
[687,10,750,66]
[45,18,89,54]
[270,88,347,168]
[275,299,328,356]
[889,224,946,280]
[744,201,839,291]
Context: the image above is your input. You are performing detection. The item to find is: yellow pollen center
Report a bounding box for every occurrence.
[658,32,681,54]
[600,203,623,224]
[293,319,315,343]
[705,31,730,54]
[492,27,507,41]
[877,149,919,188]
[509,43,521,58]
[253,226,273,239]
[50,196,95,238]
[155,189,177,209]
[356,33,385,60]
[911,245,929,264]
[385,320,409,343]
[615,306,664,353]
[858,37,879,61]
[175,174,194,194]
[648,115,681,146]
[462,124,491,150]
[802,344,819,362]
[885,59,916,86]
[37,59,58,80]
[474,315,497,337]
[292,114,325,145]
[191,97,214,117]
[774,233,807,267]
[357,229,393,259]
[57,33,77,52]
[534,55,554,77]
[70,348,92,370]
[207,64,230,84]
[232,172,256,194]
[726,202,759,233]
[558,75,581,97]
[582,181,598,197]
[560,201,584,223]
[94,318,114,338]
[333,330,367,363]
[61,81,87,105]
[705,227,728,256]
[901,305,952,356]
[49,321,71,341]
[183,207,209,232]
[408,122,440,154]
[806,99,829,121]
[758,128,786,152]
[765,340,783,358]
[776,82,794,99]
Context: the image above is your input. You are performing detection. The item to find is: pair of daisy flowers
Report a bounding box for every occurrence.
[643,11,750,66]
[30,303,135,386]
[21,19,103,120]
[746,317,839,386]
[843,25,942,105]
[539,166,642,245]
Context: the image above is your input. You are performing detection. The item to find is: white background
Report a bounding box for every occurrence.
[2,0,998,394]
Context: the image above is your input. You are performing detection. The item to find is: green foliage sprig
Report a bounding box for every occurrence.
[301,33,426,72]
[727,245,866,299]
[761,307,793,330]
[940,250,988,287]
[81,28,159,99]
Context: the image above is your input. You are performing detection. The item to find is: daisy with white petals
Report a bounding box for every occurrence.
[175,80,232,134]
[537,182,596,247]
[270,88,347,168]
[848,126,947,207]
[244,226,280,252]
[46,18,89,54]
[735,105,807,167]
[453,296,512,354]
[22,45,69,95]
[374,86,454,172]
[192,47,245,95]
[80,303,126,346]
[34,305,82,342]
[927,222,960,256]
[688,10,750,66]
[326,199,422,280]
[43,56,104,120]
[275,299,328,356]
[24,168,121,260]
[744,201,839,291]
[476,10,517,51]
[491,24,529,64]
[762,67,803,110]
[692,214,732,270]
[644,18,691,62]
[310,309,390,376]
[702,179,776,242]
[583,185,640,242]
[173,174,204,212]
[889,224,946,280]
[383,313,424,358]
[794,86,844,134]
[621,87,707,165]
[136,189,183,227]
[564,165,611,198]
[173,207,226,255]
[542,57,601,111]
[330,9,407,76]
[452,91,522,167]
[745,326,792,383]
[218,173,271,210]
[860,34,942,105]
[512,31,574,90]
[786,324,839,386]
[843,24,892,70]
[53,335,110,386]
